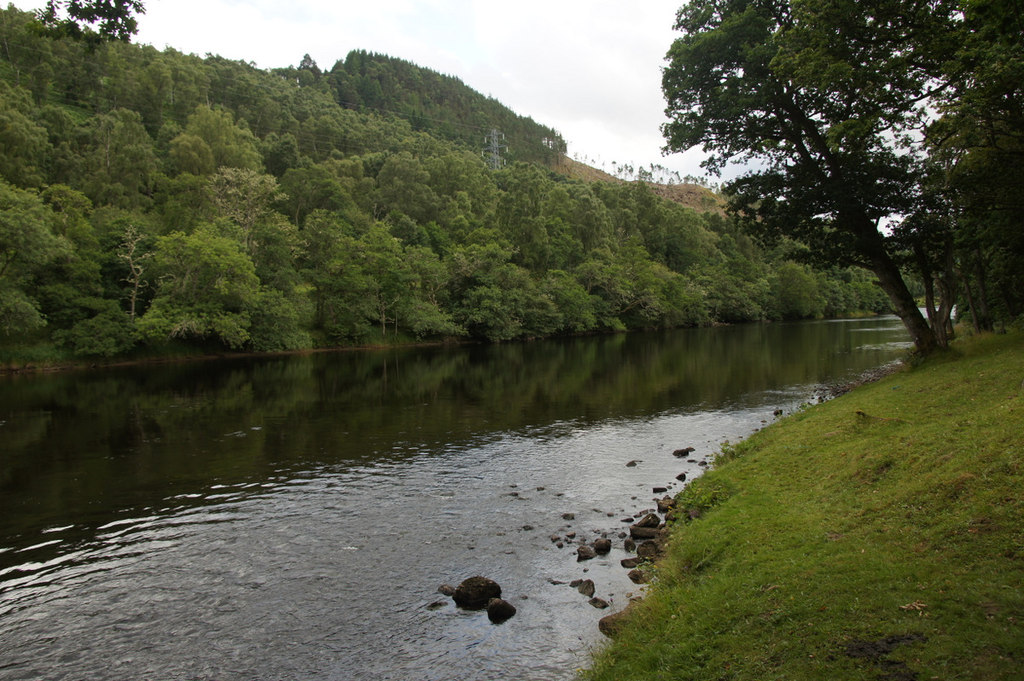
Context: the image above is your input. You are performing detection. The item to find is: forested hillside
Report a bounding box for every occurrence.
[0,6,888,362]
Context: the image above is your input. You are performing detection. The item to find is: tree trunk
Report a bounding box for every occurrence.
[961,265,982,333]
[868,251,939,355]
[972,250,993,331]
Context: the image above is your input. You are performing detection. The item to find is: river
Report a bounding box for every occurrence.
[0,318,909,681]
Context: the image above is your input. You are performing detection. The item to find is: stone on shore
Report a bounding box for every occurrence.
[635,513,661,528]
[629,525,660,540]
[599,607,633,638]
[636,541,660,560]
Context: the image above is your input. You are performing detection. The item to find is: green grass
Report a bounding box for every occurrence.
[586,332,1024,680]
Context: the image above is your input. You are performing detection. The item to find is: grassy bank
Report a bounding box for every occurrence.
[587,332,1023,680]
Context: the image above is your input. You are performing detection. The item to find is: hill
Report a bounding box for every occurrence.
[302,50,565,167]
[551,156,726,215]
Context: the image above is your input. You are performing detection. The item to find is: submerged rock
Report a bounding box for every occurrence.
[452,576,501,609]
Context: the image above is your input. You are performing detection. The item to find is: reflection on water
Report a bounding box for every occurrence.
[0,319,909,680]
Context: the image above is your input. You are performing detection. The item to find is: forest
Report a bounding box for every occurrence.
[2,5,900,361]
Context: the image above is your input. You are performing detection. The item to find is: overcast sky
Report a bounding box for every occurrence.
[17,0,714,179]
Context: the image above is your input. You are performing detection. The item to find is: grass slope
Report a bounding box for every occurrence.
[587,332,1024,680]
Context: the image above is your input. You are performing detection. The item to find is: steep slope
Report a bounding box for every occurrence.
[315,50,565,166]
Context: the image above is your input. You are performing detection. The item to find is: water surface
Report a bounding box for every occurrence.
[0,319,909,680]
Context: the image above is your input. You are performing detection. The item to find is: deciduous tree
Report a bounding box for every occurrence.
[662,0,960,354]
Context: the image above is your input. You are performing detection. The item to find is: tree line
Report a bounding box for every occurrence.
[1,5,890,361]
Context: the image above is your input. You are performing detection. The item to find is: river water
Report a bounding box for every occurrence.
[0,319,909,681]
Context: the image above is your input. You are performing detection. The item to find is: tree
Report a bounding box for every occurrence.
[662,0,959,354]
[38,0,145,42]
[138,223,260,349]
[0,180,69,334]
[0,83,50,187]
[117,222,149,320]
[926,0,1024,327]
[171,105,261,173]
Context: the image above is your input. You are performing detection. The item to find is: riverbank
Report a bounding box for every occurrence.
[586,331,1024,680]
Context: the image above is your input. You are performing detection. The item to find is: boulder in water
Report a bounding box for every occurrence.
[452,576,501,609]
[486,597,517,623]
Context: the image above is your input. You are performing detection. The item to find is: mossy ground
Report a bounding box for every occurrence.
[586,332,1024,680]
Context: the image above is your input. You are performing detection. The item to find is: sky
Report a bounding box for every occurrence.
[15,0,714,180]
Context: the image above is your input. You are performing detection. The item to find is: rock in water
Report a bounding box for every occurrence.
[672,447,695,457]
[593,538,612,554]
[577,545,597,561]
[576,579,596,598]
[452,576,502,609]
[627,568,649,584]
[486,597,517,623]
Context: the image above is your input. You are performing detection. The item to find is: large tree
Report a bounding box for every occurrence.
[662,0,960,354]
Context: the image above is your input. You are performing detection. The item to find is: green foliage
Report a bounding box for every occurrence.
[0,83,50,187]
[0,4,904,360]
[0,180,70,334]
[662,0,968,354]
[138,223,259,348]
[53,303,136,356]
[38,0,145,43]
